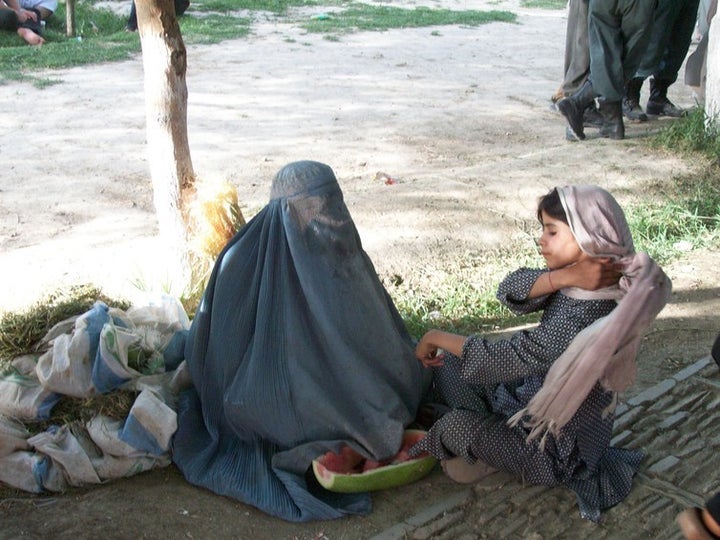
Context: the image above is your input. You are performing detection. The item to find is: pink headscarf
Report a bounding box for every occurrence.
[509,185,672,446]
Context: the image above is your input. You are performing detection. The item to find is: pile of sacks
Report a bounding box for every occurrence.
[0,297,190,493]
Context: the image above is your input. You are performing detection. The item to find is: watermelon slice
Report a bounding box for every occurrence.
[311,429,437,493]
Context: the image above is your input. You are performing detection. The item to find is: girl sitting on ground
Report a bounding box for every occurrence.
[410,185,671,522]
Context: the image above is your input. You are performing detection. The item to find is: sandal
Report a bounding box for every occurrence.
[677,507,720,540]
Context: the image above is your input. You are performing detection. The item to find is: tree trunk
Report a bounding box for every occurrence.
[65,0,76,36]
[706,11,720,126]
[136,0,197,294]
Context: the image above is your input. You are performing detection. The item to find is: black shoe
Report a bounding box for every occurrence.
[622,98,648,122]
[712,333,720,368]
[557,80,595,141]
[583,104,603,128]
[646,98,686,117]
[558,98,585,140]
[598,99,624,140]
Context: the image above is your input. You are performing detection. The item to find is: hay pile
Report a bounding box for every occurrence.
[0,284,131,366]
[0,285,136,436]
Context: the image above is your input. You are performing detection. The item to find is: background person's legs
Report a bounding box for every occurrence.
[560,0,591,98]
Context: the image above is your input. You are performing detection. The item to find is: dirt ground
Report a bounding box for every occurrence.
[1,0,719,538]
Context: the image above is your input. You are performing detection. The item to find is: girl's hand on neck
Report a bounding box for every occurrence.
[560,257,621,291]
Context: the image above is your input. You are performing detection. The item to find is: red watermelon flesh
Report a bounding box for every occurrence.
[318,430,429,474]
[317,446,365,474]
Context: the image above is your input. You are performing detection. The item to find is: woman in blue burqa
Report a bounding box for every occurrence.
[172,161,430,521]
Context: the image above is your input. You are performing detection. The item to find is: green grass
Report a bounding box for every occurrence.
[386,237,544,339]
[1,2,136,84]
[0,0,256,84]
[1,0,515,84]
[179,13,251,44]
[0,284,130,364]
[628,108,720,264]
[652,107,720,165]
[191,0,322,13]
[520,0,566,9]
[301,5,516,34]
[390,165,720,340]
[390,112,720,340]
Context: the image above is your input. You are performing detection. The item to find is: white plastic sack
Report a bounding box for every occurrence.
[11,354,41,376]
[86,414,143,458]
[90,452,170,480]
[92,320,148,394]
[127,295,190,353]
[0,371,60,420]
[37,315,79,349]
[35,303,113,398]
[35,333,95,398]
[0,415,30,457]
[0,451,46,492]
[119,389,176,455]
[0,299,189,494]
[28,425,101,487]
[0,448,67,493]
[86,414,170,480]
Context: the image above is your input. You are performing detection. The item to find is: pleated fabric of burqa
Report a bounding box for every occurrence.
[172,161,429,521]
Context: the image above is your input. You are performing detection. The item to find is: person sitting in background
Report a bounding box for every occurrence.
[0,0,51,45]
[19,0,55,20]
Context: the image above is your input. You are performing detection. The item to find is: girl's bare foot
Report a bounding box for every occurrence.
[17,27,45,46]
[441,456,497,484]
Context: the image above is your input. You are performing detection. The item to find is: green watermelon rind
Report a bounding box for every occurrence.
[311,430,438,493]
[312,454,437,493]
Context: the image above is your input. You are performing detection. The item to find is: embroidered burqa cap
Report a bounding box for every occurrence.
[510,185,672,444]
[172,161,429,521]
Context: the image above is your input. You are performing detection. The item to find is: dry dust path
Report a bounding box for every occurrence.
[0,0,697,313]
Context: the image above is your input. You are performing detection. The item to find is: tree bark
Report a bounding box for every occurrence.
[136,0,197,294]
[706,10,720,126]
[65,0,75,36]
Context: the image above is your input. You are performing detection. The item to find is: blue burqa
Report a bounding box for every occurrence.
[172,161,429,521]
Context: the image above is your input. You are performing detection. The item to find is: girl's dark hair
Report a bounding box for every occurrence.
[537,187,568,224]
